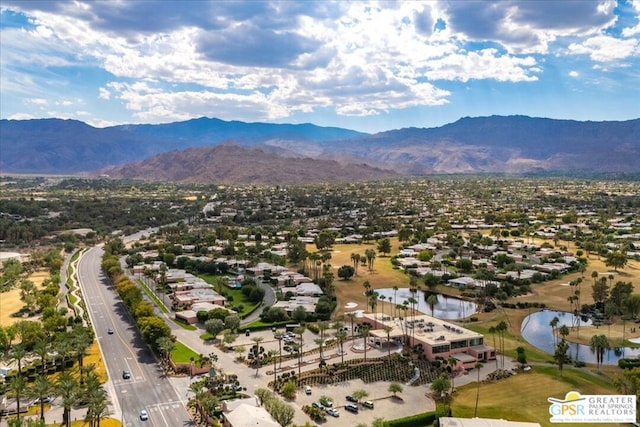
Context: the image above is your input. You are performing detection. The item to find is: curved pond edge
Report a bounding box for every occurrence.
[520,309,640,365]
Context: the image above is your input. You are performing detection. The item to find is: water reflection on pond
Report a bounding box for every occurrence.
[375,288,476,320]
[521,310,640,365]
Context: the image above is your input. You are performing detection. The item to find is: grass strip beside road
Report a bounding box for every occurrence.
[136,278,169,314]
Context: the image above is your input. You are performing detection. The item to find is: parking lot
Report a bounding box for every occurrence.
[293,378,436,426]
[226,326,437,425]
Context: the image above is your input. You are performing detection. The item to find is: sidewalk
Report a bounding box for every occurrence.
[0,404,88,427]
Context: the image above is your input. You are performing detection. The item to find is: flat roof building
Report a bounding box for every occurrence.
[360,312,495,369]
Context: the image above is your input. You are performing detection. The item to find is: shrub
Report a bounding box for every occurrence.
[618,358,640,369]
[386,411,436,427]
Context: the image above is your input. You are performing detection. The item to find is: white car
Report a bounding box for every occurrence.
[139,410,149,421]
[305,386,312,395]
[326,407,339,417]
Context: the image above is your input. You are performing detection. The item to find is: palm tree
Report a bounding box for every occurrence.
[496,321,507,369]
[392,285,399,317]
[426,294,438,316]
[447,355,458,394]
[379,295,386,318]
[33,340,50,375]
[335,329,348,365]
[346,312,356,340]
[156,336,175,368]
[188,380,208,421]
[360,325,370,362]
[369,293,379,319]
[274,331,285,369]
[384,326,393,358]
[351,253,361,275]
[590,334,610,371]
[365,249,376,271]
[363,280,371,296]
[7,374,28,424]
[429,372,450,404]
[55,335,73,373]
[488,326,498,370]
[31,374,54,421]
[57,371,78,427]
[250,336,265,377]
[8,343,28,375]
[294,325,306,380]
[318,321,329,359]
[549,316,559,348]
[73,326,93,384]
[473,362,483,417]
[84,379,109,427]
[554,338,570,377]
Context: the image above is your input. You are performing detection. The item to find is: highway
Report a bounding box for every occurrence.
[77,246,193,427]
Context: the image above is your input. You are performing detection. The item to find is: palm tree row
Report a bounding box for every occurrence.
[6,365,108,427]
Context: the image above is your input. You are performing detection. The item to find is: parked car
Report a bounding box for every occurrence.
[319,397,333,408]
[245,330,250,336]
[362,400,374,409]
[33,396,53,404]
[312,402,323,409]
[326,408,339,417]
[305,386,312,395]
[122,370,131,379]
[346,395,358,402]
[139,410,149,421]
[345,403,359,413]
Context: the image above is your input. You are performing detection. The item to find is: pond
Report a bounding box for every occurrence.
[375,288,477,320]
[520,310,640,365]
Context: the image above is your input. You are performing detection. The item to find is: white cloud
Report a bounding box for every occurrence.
[424,49,539,82]
[622,0,640,36]
[99,87,111,100]
[27,98,48,105]
[1,1,638,127]
[568,35,639,62]
[8,112,37,120]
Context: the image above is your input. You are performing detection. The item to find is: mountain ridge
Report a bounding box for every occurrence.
[1,115,638,182]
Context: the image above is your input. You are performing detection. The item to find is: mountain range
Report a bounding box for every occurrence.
[1,115,638,183]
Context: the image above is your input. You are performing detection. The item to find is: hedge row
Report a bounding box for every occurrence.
[385,411,436,427]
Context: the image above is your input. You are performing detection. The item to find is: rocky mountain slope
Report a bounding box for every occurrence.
[1,115,638,181]
[98,143,398,184]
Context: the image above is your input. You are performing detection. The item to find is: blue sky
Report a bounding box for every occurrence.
[1,0,639,133]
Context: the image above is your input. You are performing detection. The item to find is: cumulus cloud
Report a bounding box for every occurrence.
[568,35,639,62]
[0,0,638,126]
[99,87,111,100]
[441,0,618,53]
[27,98,49,105]
[423,49,539,82]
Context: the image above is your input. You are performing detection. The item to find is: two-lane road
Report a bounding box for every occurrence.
[77,247,193,427]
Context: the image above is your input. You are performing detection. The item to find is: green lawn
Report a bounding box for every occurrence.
[199,274,260,317]
[451,365,623,427]
[170,341,200,363]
